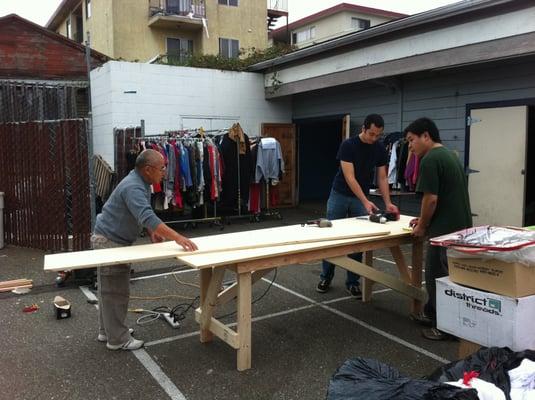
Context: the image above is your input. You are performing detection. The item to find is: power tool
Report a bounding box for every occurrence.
[301,218,333,228]
[368,210,400,224]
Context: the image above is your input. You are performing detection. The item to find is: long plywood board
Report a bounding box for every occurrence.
[44,218,391,272]
[178,216,414,268]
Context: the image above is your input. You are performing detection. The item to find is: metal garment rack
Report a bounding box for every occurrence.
[259,179,282,220]
[253,137,282,221]
[140,133,223,229]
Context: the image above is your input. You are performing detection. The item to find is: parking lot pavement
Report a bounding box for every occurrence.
[0,203,460,400]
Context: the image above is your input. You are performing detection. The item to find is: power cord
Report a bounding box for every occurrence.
[130,296,199,327]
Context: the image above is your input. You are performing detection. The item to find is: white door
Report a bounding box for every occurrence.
[468,106,527,226]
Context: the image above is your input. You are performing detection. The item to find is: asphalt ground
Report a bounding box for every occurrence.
[0,199,461,400]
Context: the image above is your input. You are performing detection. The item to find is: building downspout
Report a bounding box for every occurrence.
[397,78,404,132]
[0,192,4,249]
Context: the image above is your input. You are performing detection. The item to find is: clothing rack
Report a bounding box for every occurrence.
[259,180,282,220]
[135,134,224,230]
[221,129,258,224]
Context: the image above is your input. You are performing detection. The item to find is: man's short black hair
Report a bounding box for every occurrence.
[363,114,384,129]
[404,117,442,143]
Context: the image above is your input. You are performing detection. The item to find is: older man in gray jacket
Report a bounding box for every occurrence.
[92,149,197,351]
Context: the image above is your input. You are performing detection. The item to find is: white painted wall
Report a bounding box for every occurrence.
[292,11,392,48]
[267,7,535,88]
[90,61,292,167]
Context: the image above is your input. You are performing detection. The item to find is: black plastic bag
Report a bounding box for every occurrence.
[428,347,535,400]
[327,358,478,400]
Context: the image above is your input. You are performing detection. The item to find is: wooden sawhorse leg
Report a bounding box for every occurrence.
[236,270,252,371]
[361,251,374,302]
[199,268,213,343]
[410,240,424,314]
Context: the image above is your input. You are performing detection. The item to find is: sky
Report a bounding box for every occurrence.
[1,0,463,27]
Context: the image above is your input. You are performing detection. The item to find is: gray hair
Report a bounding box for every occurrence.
[135,149,162,169]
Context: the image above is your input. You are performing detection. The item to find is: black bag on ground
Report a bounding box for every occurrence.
[327,358,478,400]
[427,347,535,400]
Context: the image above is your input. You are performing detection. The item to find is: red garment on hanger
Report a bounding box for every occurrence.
[249,183,261,213]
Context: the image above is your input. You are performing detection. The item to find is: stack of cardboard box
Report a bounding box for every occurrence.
[437,254,535,351]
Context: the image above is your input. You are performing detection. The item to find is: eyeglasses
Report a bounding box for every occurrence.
[148,164,166,172]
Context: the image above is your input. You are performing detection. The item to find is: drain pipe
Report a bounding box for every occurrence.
[0,192,4,249]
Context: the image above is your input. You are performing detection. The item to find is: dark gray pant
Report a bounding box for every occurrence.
[91,234,132,346]
[424,244,449,319]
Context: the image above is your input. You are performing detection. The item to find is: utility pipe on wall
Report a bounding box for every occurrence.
[0,192,4,249]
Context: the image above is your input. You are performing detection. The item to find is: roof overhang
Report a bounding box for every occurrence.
[264,31,535,98]
[251,0,524,72]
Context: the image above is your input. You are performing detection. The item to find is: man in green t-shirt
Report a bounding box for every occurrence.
[404,118,472,341]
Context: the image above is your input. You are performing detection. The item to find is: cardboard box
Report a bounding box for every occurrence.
[436,277,535,351]
[448,257,535,298]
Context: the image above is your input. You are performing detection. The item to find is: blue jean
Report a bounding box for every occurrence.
[321,189,367,288]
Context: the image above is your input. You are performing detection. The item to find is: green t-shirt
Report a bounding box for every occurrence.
[416,146,473,237]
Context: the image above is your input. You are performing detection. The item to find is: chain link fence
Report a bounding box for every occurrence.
[0,80,92,251]
[0,119,91,251]
[114,126,142,182]
[0,80,88,123]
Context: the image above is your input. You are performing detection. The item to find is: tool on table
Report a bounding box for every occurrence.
[358,210,400,224]
[301,218,332,228]
[369,213,387,224]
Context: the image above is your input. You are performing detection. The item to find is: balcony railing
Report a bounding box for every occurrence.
[149,0,205,19]
[267,0,288,13]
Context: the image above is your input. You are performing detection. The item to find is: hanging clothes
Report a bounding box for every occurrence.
[255,137,284,183]
[218,130,252,209]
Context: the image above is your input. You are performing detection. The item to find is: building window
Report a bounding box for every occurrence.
[218,0,238,6]
[85,0,92,19]
[166,38,194,62]
[66,17,72,39]
[219,38,239,58]
[291,26,315,44]
[351,17,370,30]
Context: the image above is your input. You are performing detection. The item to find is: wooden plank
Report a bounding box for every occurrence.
[194,310,239,349]
[411,240,424,313]
[199,268,225,337]
[389,246,411,283]
[217,269,274,306]
[361,251,374,302]
[327,256,426,302]
[199,268,213,343]
[237,272,252,371]
[44,217,393,272]
[0,284,32,293]
[0,279,32,287]
[233,235,412,274]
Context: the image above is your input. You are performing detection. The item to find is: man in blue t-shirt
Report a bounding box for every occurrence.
[317,114,399,297]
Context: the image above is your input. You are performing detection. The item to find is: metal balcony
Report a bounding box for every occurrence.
[267,0,288,31]
[268,0,287,13]
[148,0,205,30]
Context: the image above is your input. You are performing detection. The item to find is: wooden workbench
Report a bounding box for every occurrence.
[176,215,425,371]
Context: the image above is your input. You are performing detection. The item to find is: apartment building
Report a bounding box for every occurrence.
[270,3,406,48]
[47,0,288,62]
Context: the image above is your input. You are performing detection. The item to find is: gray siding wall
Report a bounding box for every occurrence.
[292,57,535,163]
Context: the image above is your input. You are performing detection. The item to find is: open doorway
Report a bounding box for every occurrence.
[466,100,535,227]
[294,115,346,202]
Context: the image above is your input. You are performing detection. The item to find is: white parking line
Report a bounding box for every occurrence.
[262,279,449,365]
[79,285,188,400]
[133,349,187,400]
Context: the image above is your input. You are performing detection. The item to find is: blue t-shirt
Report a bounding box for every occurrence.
[331,135,388,196]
